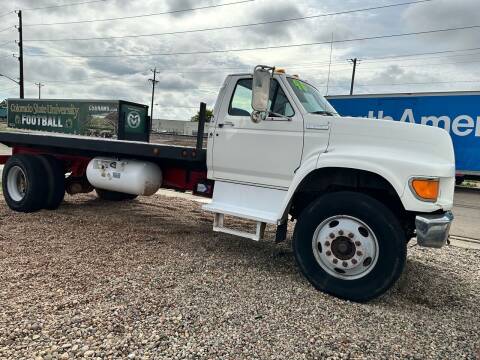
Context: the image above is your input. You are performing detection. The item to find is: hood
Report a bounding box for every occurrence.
[324,115,455,164]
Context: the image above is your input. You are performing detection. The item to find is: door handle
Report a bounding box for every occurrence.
[306,124,330,130]
[219,121,234,128]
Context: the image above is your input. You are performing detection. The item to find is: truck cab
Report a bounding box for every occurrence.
[204,66,455,301]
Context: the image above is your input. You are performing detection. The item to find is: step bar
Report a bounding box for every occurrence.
[213,213,266,241]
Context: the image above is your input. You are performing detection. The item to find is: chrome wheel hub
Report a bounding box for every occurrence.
[7,165,27,202]
[312,215,379,280]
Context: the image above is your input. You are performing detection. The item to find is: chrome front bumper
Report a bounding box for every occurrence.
[415,211,454,248]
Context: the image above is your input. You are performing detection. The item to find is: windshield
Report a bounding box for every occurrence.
[287,78,338,116]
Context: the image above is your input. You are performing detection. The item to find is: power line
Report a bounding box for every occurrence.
[0,54,17,60]
[322,58,480,72]
[23,0,254,27]
[361,51,480,65]
[0,26,15,34]
[361,47,480,62]
[0,0,107,18]
[21,45,480,85]
[22,0,107,11]
[23,57,480,85]
[0,86,18,92]
[355,80,480,87]
[23,0,434,41]
[25,24,480,58]
[0,10,15,19]
[0,40,14,47]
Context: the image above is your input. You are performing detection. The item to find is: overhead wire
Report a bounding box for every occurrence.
[10,0,480,95]
[23,0,255,27]
[0,10,15,19]
[0,26,15,34]
[22,0,108,11]
[23,0,434,41]
[24,24,480,58]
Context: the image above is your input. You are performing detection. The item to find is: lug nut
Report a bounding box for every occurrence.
[351,259,358,265]
[348,233,354,238]
[342,261,348,268]
[338,230,344,236]
[329,233,335,239]
[326,251,332,256]
[325,241,331,247]
[355,241,361,246]
[356,251,363,256]
[332,258,338,264]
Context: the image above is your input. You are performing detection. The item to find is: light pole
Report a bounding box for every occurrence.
[35,82,44,99]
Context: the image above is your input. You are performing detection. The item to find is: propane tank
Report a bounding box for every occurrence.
[86,157,162,196]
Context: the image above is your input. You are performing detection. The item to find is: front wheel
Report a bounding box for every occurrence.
[293,191,406,302]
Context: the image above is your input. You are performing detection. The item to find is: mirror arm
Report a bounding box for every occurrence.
[254,65,275,75]
[262,111,291,121]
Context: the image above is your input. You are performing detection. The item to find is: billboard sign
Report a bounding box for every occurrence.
[6,99,149,141]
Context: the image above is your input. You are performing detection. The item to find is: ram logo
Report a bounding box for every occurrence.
[127,111,141,129]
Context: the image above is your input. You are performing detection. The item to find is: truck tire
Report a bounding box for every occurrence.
[2,154,48,212]
[38,155,65,210]
[293,191,406,302]
[455,176,465,186]
[95,188,138,201]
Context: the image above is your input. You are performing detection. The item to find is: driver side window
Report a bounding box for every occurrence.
[228,78,294,117]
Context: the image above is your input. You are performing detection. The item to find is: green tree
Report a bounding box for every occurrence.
[191,108,213,122]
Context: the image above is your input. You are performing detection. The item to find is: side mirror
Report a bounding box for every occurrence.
[250,110,266,123]
[251,65,274,113]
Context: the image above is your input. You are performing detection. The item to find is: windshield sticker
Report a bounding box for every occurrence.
[292,79,307,91]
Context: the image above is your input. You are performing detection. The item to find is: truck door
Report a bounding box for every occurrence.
[211,75,303,189]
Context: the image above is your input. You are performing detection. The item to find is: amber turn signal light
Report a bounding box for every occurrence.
[410,178,439,202]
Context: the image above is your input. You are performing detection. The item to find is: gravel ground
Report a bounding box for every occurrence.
[0,193,479,360]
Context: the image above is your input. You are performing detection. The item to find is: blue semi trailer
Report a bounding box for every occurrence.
[327,91,480,182]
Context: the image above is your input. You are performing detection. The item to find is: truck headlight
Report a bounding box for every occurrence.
[409,178,439,202]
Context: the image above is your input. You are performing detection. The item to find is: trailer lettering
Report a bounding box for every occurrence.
[399,108,415,124]
[368,108,480,137]
[420,115,450,131]
[451,115,474,136]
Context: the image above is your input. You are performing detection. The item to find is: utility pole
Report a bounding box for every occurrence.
[348,58,359,96]
[35,82,44,99]
[17,10,24,99]
[149,68,159,121]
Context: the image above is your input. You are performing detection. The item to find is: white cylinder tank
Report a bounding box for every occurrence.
[86,157,162,196]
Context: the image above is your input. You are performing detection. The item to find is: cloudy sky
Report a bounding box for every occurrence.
[0,0,479,120]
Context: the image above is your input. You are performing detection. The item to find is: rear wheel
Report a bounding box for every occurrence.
[38,155,65,210]
[95,188,138,201]
[2,154,48,212]
[293,191,406,302]
[455,176,465,186]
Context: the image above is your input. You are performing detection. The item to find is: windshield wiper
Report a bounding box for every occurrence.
[311,110,335,116]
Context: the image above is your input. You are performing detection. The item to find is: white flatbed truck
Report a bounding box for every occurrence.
[0,66,455,302]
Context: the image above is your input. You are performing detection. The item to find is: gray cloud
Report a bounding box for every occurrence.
[0,0,478,117]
